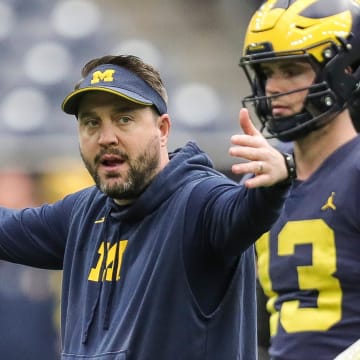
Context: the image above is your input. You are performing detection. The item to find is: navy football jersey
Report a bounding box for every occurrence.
[256,136,360,359]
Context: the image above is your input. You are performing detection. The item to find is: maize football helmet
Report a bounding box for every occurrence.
[240,0,360,141]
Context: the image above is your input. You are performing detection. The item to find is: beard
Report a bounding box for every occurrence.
[81,136,161,201]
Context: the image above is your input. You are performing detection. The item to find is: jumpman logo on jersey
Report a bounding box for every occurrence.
[321,192,336,211]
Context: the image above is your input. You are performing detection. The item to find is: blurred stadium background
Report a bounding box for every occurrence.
[0,0,263,172]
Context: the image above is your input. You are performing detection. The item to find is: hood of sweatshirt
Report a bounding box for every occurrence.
[81,141,217,343]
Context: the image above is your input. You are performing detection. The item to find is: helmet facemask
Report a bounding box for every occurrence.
[240,41,352,142]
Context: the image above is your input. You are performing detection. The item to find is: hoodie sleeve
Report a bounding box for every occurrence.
[0,193,79,269]
[191,175,289,256]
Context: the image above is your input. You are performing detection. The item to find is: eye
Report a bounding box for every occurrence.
[282,68,299,77]
[116,116,132,125]
[79,117,100,128]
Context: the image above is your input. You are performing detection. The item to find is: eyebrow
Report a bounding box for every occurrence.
[261,60,311,70]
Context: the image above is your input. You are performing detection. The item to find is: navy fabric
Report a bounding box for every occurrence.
[62,64,167,115]
[0,142,288,359]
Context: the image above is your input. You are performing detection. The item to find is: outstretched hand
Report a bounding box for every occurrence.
[229,108,289,188]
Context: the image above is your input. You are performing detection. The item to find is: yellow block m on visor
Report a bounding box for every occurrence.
[62,64,167,116]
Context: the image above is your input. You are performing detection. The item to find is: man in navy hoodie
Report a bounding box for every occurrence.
[0,54,295,359]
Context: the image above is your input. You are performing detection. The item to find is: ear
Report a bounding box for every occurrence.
[158,114,171,146]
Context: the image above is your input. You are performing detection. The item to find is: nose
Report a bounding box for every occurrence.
[98,122,119,146]
[265,74,283,96]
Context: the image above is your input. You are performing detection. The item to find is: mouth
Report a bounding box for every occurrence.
[271,104,290,117]
[99,154,126,172]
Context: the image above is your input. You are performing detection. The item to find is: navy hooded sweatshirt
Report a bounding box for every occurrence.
[0,142,288,360]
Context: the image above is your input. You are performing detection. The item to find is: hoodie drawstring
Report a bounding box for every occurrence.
[103,240,119,330]
[82,210,111,344]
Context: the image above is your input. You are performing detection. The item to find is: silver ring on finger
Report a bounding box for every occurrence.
[256,161,264,174]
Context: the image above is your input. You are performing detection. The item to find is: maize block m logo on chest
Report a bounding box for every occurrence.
[88,240,128,282]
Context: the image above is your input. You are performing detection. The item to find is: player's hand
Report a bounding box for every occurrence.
[229,108,289,188]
